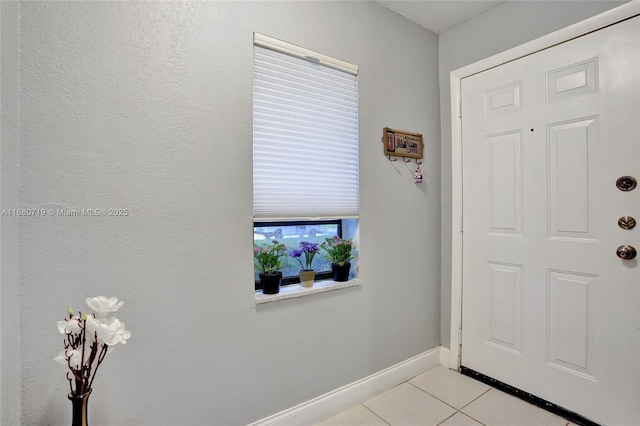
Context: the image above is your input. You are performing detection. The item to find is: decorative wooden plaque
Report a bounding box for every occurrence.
[383,128,423,159]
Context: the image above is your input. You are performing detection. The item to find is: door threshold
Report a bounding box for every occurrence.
[460,366,601,426]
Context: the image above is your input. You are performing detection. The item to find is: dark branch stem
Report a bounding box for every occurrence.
[88,344,108,390]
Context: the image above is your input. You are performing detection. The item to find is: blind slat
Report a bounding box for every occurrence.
[253,40,359,220]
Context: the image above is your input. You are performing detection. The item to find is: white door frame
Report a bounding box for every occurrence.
[448,0,640,370]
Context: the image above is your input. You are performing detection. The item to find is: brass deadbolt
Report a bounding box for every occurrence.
[618,216,637,230]
[616,176,637,191]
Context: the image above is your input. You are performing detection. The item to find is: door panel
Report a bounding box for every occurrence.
[461,16,639,425]
[487,131,523,235]
[548,117,598,239]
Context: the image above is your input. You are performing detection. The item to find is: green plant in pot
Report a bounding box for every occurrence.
[290,241,320,288]
[254,240,288,294]
[320,236,356,282]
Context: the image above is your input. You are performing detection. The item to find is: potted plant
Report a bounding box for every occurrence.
[290,241,320,287]
[320,236,356,282]
[254,240,288,294]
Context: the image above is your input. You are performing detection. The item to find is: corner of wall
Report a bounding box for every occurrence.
[1,0,22,424]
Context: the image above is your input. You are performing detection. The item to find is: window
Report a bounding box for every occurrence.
[253,220,341,289]
[252,33,359,287]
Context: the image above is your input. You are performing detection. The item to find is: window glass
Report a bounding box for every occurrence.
[254,220,340,287]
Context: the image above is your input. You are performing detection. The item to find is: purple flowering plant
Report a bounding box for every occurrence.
[289,241,320,271]
[253,240,288,275]
[320,236,356,266]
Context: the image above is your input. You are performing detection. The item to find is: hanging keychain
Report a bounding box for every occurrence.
[414,160,423,184]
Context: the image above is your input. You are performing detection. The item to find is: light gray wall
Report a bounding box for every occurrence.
[1,1,22,424]
[438,0,627,347]
[11,2,441,424]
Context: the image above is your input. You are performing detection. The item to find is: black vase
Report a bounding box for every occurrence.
[69,389,91,426]
[259,272,282,294]
[331,262,351,282]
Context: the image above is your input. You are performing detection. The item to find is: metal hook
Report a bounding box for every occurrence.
[388,155,397,162]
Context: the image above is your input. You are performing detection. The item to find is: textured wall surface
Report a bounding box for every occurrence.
[12,2,440,424]
[1,1,21,424]
[438,0,627,348]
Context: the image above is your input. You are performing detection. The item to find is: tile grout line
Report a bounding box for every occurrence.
[361,403,391,426]
[406,381,460,412]
[407,379,494,413]
[407,379,493,425]
[435,411,459,426]
[318,373,571,426]
[454,387,492,425]
[437,411,489,426]
[458,387,493,411]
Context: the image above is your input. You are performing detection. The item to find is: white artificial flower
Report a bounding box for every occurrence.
[54,348,91,370]
[57,316,83,335]
[66,349,85,370]
[86,296,124,317]
[54,350,68,366]
[55,295,131,396]
[84,315,101,344]
[91,316,131,346]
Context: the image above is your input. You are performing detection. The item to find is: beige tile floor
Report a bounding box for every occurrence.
[316,366,577,426]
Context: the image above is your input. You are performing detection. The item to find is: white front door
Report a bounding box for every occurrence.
[461,15,639,425]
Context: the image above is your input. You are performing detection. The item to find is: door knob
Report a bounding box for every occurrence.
[618,216,637,230]
[616,245,637,260]
[616,176,637,191]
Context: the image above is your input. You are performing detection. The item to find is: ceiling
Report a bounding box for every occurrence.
[374,0,507,34]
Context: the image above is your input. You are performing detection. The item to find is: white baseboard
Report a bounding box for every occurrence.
[249,346,443,426]
[439,346,451,369]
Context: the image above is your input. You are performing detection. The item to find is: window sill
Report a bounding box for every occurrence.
[255,278,360,304]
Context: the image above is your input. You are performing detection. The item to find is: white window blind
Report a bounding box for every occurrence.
[253,33,359,221]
